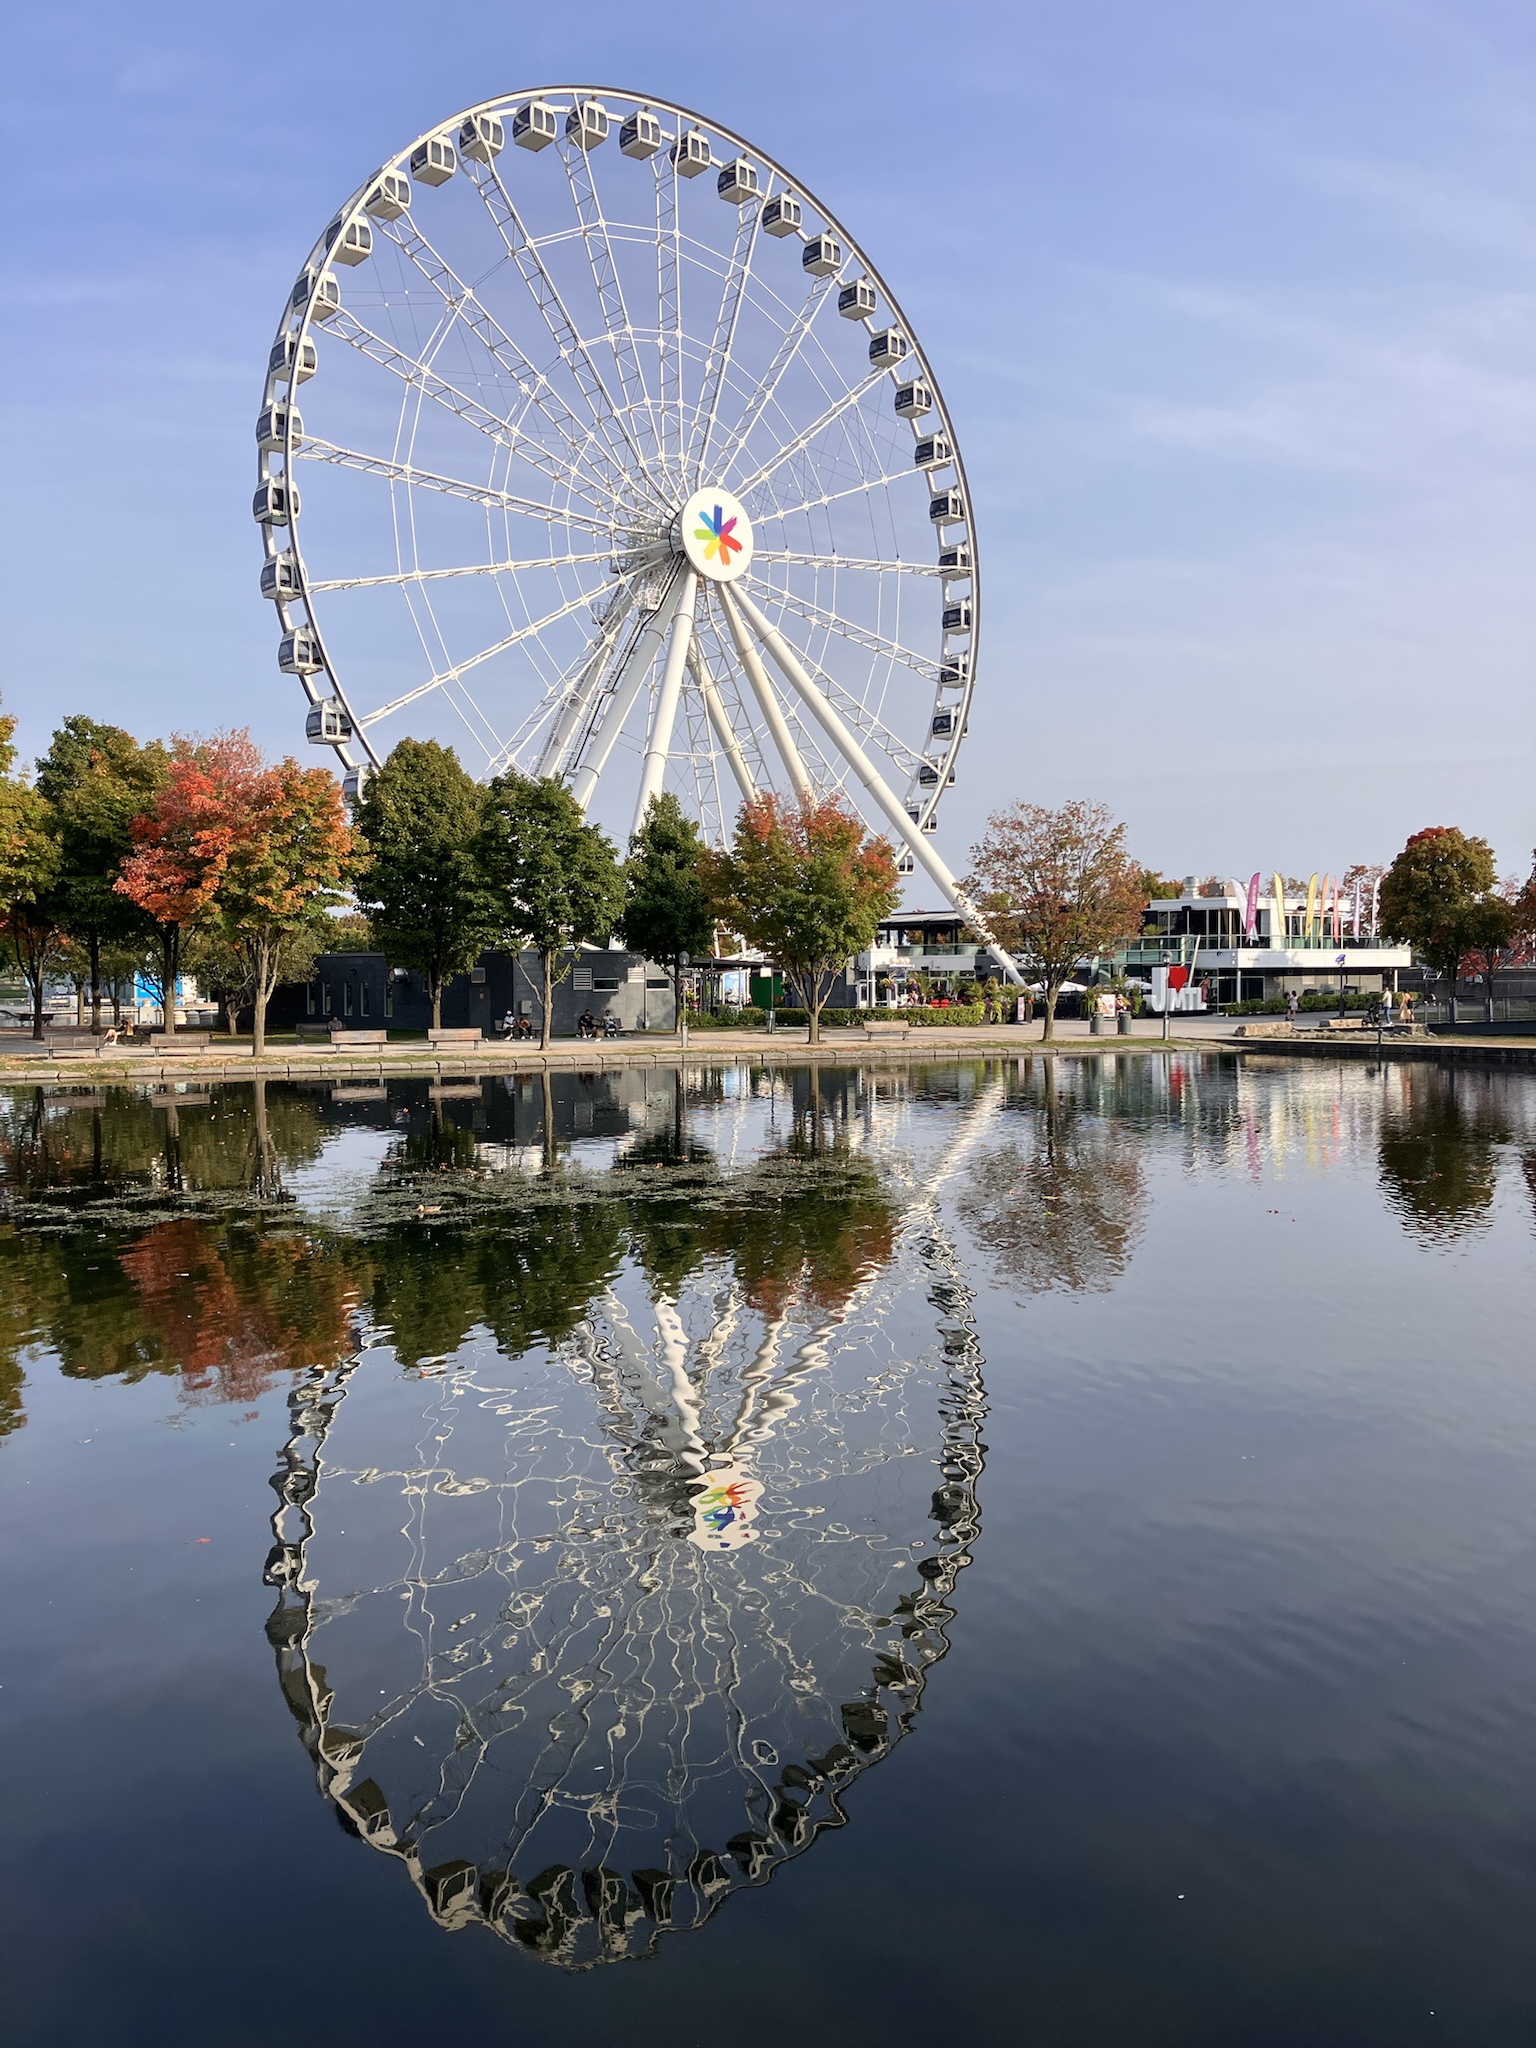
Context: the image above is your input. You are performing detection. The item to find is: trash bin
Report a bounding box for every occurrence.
[1117,1010,1131,1035]
[1090,1011,1105,1036]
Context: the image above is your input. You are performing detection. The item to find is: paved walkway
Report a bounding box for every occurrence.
[3,1015,1531,1085]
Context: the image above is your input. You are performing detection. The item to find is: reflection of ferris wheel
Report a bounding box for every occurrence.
[263,1089,1002,1968]
[254,86,1015,967]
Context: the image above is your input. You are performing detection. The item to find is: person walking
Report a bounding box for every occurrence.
[1286,989,1300,1022]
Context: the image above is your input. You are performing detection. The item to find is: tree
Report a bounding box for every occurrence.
[351,740,494,1029]
[965,800,1145,1041]
[0,705,65,1040]
[113,734,255,1034]
[478,773,625,1048]
[702,794,899,1045]
[217,756,355,1056]
[618,793,715,1028]
[1378,827,1506,1007]
[34,718,167,1030]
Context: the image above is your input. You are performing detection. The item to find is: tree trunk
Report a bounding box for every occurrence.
[806,993,821,1045]
[30,968,44,1042]
[1041,989,1059,1042]
[252,936,269,1060]
[89,933,102,1034]
[540,949,554,1049]
[430,966,442,1031]
[159,927,179,1034]
[74,978,87,1026]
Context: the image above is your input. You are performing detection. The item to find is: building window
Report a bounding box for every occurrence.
[344,982,354,1017]
[306,984,316,1016]
[359,981,370,1018]
[322,983,332,1016]
[469,965,486,985]
[384,983,393,1019]
[593,976,620,993]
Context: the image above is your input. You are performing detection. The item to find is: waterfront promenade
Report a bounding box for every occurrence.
[3,1014,1533,1085]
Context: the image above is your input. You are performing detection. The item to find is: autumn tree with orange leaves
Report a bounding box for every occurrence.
[217,756,354,1055]
[703,794,899,1044]
[115,732,353,1044]
[114,734,252,1032]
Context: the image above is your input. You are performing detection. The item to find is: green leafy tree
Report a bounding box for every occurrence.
[478,773,624,1048]
[34,718,167,1030]
[0,704,64,1039]
[702,794,899,1045]
[965,800,1146,1042]
[352,740,495,1029]
[1378,827,1508,1007]
[619,793,715,1028]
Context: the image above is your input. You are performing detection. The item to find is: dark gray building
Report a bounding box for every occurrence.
[268,947,676,1037]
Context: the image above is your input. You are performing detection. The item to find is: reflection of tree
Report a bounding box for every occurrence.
[0,1083,327,1209]
[368,1202,628,1370]
[958,1070,1147,1295]
[115,1219,358,1404]
[0,1213,360,1432]
[1378,1070,1510,1245]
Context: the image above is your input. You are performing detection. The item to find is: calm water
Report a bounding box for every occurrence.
[2,1055,1534,2046]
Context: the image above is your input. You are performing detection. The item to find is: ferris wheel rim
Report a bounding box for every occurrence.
[258,84,981,821]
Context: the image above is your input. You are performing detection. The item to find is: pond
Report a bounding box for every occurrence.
[2,1055,1534,2047]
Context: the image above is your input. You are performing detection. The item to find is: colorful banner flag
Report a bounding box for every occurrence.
[1350,878,1362,937]
[1272,873,1286,946]
[1306,874,1319,941]
[1245,872,1262,940]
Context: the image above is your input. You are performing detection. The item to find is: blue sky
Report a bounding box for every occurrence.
[4,0,1532,881]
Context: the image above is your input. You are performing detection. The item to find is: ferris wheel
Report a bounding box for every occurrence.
[254,87,1015,967]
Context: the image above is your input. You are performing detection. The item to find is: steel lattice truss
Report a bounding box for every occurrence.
[255,87,1016,973]
[263,1090,999,1967]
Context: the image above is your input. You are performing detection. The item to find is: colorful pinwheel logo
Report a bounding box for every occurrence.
[693,502,742,567]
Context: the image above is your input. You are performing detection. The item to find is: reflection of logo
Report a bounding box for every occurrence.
[689,1460,762,1551]
[692,502,742,567]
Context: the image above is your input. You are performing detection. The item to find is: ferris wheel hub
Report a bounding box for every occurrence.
[674,485,753,584]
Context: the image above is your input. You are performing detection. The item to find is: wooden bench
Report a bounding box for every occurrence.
[147,1031,211,1056]
[325,1029,388,1047]
[427,1027,485,1047]
[862,1020,911,1040]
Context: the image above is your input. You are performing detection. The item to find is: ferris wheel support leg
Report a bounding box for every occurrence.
[569,568,685,814]
[687,648,757,808]
[730,587,1024,986]
[717,586,811,799]
[535,585,635,779]
[631,569,698,839]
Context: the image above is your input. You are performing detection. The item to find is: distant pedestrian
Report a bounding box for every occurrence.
[1286,990,1299,1020]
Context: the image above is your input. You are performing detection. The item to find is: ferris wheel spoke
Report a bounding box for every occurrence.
[751,549,943,577]
[748,464,919,527]
[374,214,630,515]
[688,196,764,485]
[741,574,939,684]
[559,135,664,474]
[359,586,614,730]
[731,368,890,499]
[466,158,668,510]
[308,548,618,596]
[654,153,684,488]
[324,310,613,520]
[293,437,620,541]
[709,272,838,485]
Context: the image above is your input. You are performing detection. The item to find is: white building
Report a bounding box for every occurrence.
[1127,879,1411,1006]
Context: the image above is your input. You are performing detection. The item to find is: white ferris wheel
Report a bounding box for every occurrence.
[254,86,1014,967]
